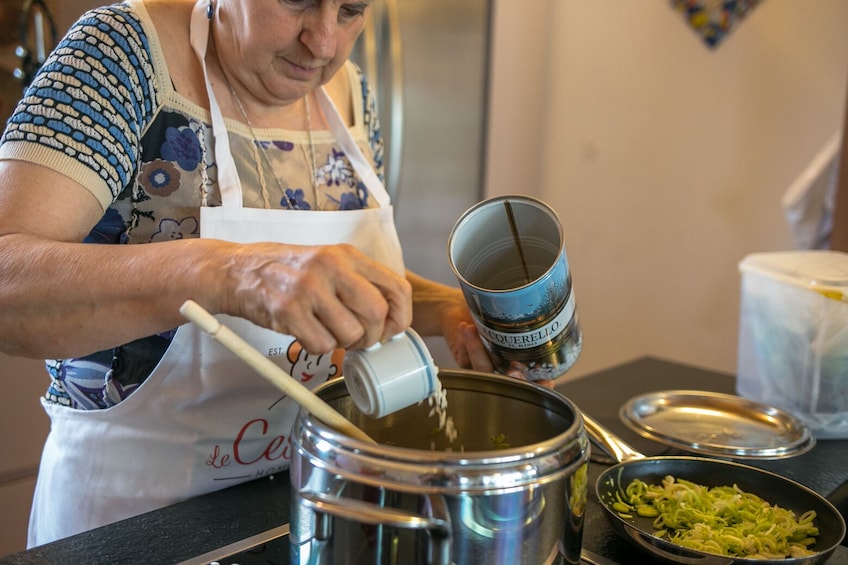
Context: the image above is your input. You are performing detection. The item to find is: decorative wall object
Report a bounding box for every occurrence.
[671,0,764,49]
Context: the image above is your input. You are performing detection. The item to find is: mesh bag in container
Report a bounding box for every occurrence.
[737,250,848,438]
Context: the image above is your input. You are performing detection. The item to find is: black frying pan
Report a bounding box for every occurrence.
[584,412,846,564]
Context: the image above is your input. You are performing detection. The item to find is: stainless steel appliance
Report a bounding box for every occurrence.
[352,1,492,364]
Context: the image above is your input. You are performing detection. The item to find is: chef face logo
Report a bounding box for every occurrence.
[287,342,342,384]
[265,343,341,410]
[205,342,344,478]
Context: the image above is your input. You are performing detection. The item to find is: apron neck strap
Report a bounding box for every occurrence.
[190,0,241,208]
[315,89,391,208]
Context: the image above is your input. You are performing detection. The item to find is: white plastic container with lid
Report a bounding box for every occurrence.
[736,250,848,438]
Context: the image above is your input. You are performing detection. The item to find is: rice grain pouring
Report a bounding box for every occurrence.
[448,195,582,381]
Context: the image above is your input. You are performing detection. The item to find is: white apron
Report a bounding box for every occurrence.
[28,0,403,547]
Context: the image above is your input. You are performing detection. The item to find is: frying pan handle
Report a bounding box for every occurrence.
[581,411,645,463]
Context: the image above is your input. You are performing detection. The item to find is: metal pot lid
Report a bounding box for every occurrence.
[619,390,815,459]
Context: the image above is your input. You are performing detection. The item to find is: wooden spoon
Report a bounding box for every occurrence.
[179,300,377,444]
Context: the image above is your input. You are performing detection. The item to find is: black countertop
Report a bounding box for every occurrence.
[3,356,847,564]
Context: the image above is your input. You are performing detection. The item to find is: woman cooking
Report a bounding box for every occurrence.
[0,0,493,546]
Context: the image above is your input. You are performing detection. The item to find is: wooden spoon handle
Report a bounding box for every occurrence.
[179,300,376,444]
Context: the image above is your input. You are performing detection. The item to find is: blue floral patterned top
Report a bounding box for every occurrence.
[0,1,385,409]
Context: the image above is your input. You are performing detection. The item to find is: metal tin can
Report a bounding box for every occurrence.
[448,195,581,380]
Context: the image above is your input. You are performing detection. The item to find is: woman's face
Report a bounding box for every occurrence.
[216,0,371,105]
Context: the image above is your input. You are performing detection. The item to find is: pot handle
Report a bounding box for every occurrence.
[580,410,645,463]
[300,490,452,565]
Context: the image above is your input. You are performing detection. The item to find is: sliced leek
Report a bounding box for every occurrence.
[615,475,819,559]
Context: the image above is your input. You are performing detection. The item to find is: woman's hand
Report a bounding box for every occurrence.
[405,271,492,372]
[404,271,561,389]
[438,304,493,373]
[221,241,413,354]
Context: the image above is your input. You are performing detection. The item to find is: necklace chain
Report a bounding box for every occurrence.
[222,72,321,210]
[303,98,320,207]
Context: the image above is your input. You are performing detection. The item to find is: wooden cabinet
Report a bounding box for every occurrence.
[0,0,103,123]
[0,354,49,556]
[0,3,102,556]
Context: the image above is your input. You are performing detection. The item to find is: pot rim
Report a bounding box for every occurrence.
[292,370,591,492]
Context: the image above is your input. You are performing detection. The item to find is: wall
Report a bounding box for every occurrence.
[488,0,848,380]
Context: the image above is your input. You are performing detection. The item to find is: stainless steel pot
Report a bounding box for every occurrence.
[289,369,590,564]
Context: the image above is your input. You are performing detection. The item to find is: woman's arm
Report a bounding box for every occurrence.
[406,270,492,371]
[0,161,412,360]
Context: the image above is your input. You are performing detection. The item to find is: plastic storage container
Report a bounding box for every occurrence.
[736,250,848,438]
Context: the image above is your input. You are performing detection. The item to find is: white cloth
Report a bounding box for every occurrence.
[28,0,403,546]
[782,132,841,250]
